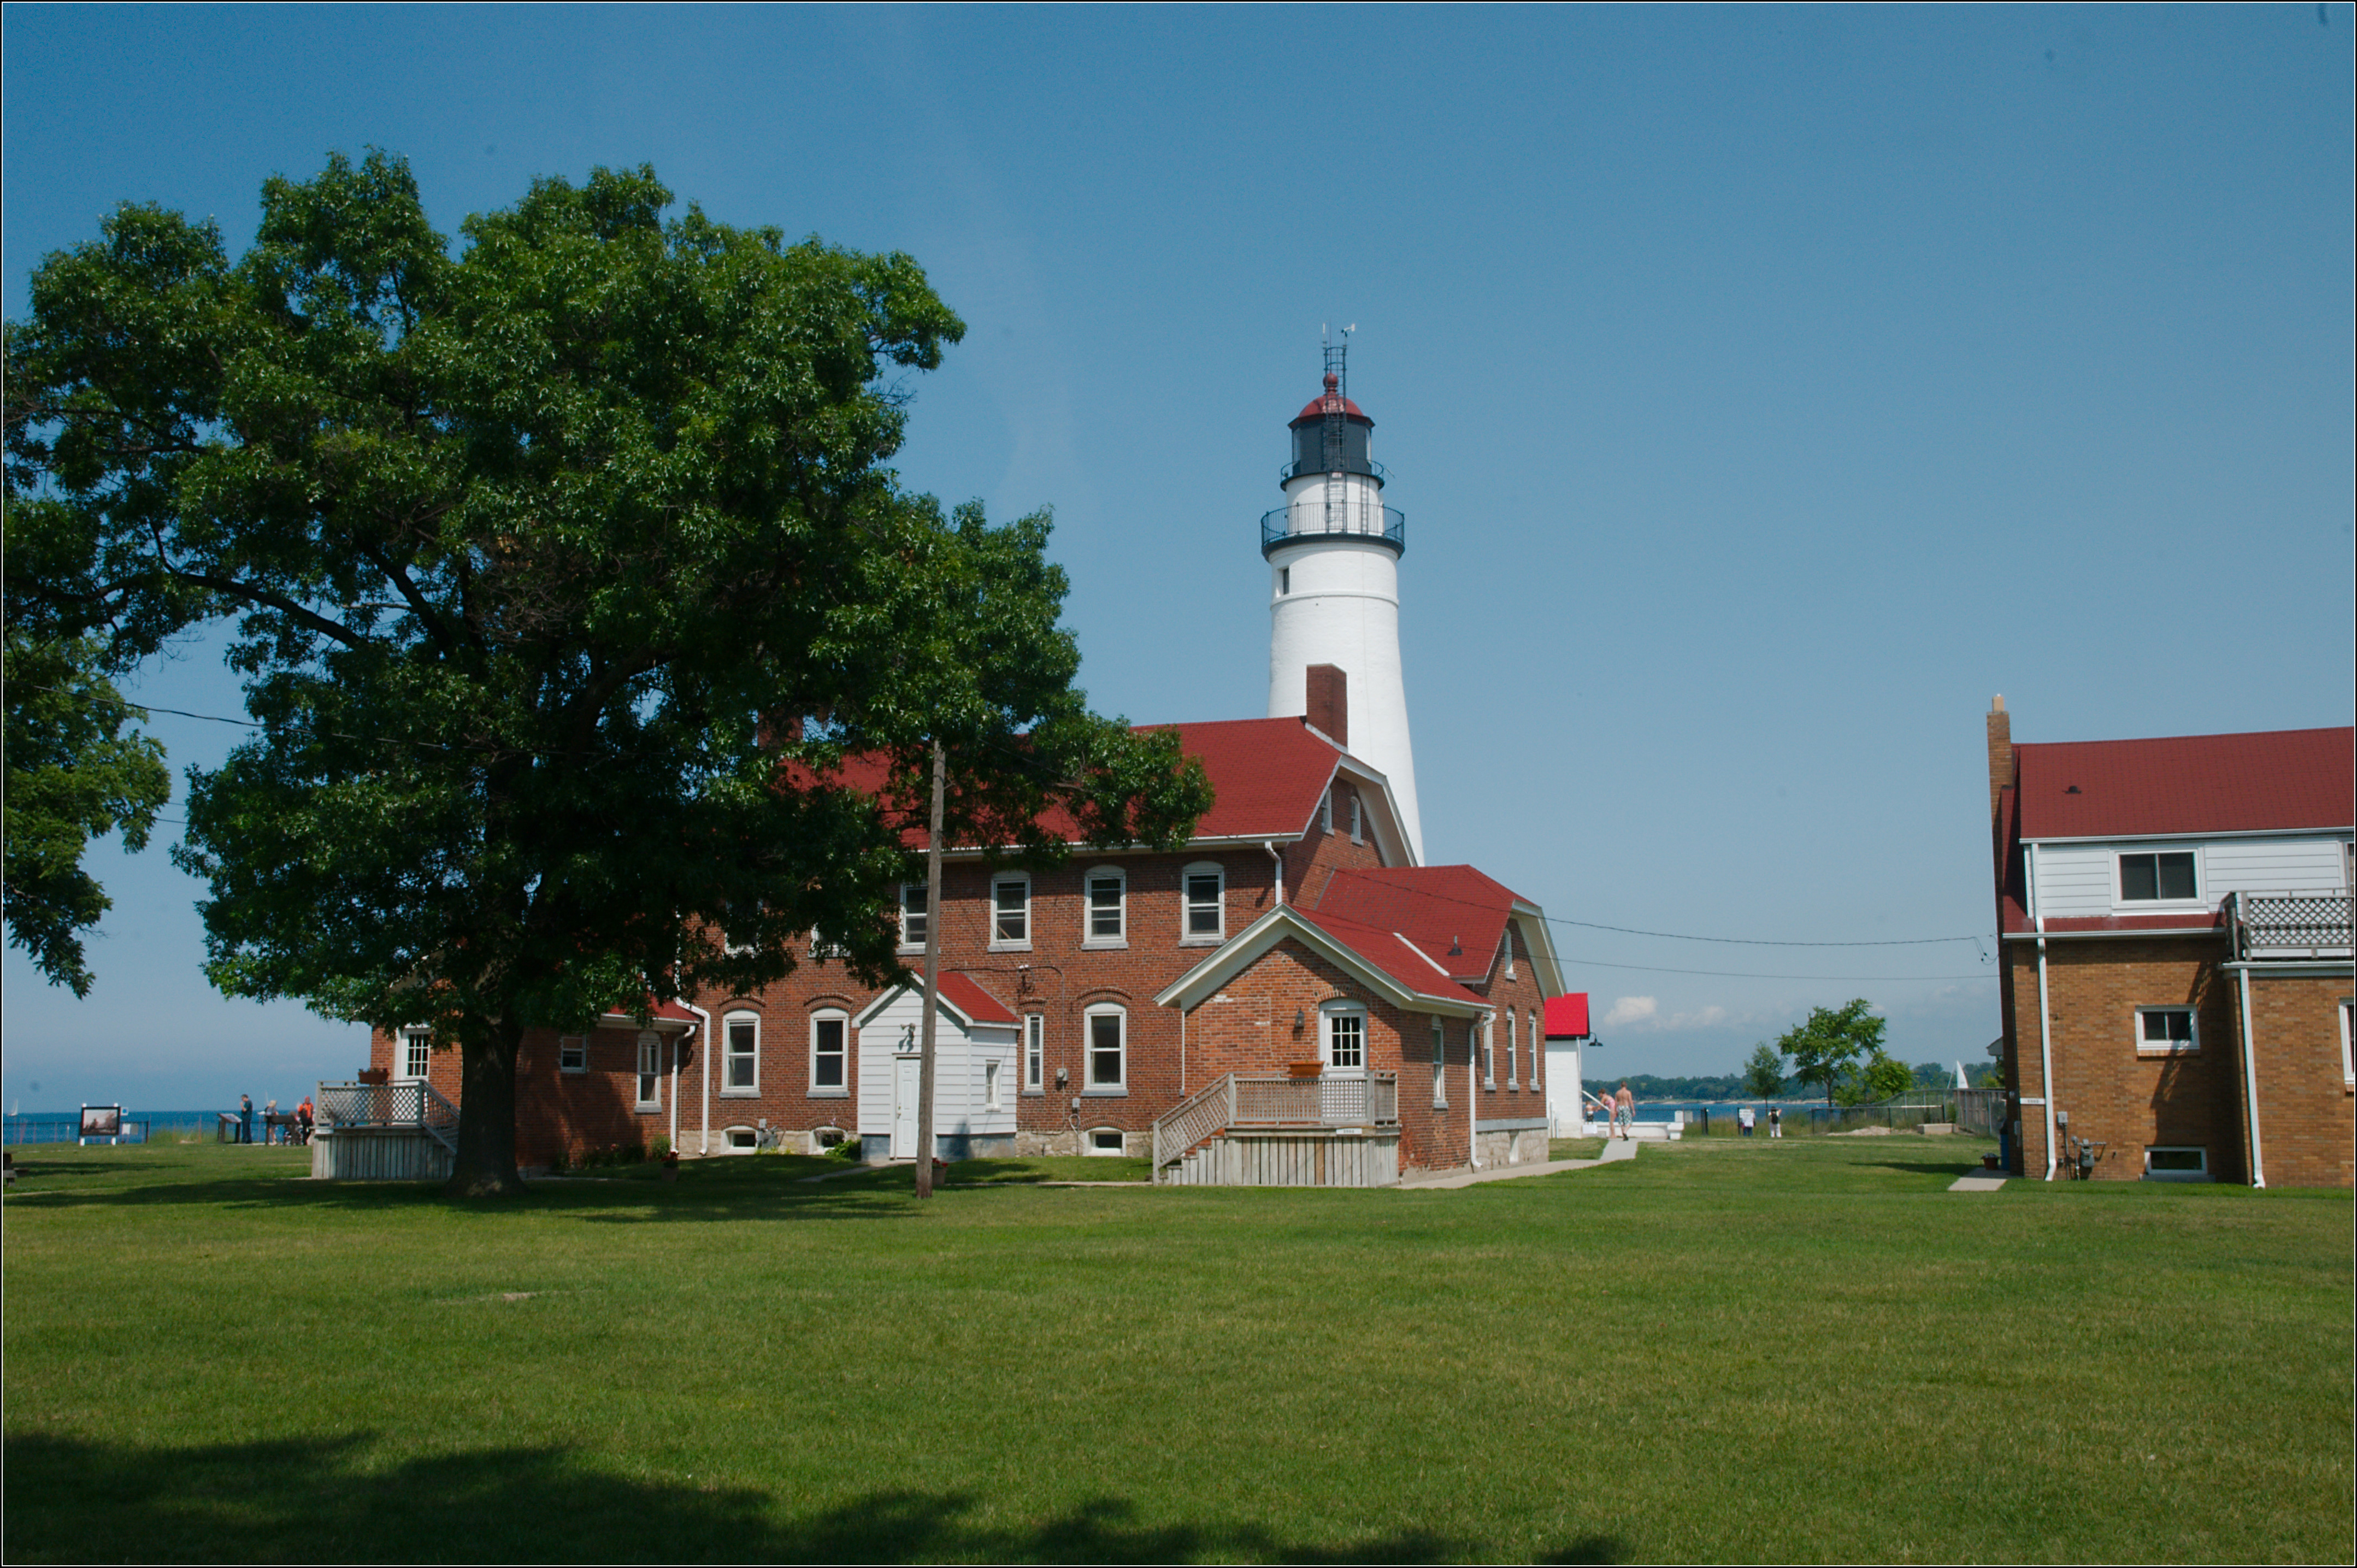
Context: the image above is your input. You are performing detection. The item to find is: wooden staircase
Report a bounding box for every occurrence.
[1152,1071,1401,1188]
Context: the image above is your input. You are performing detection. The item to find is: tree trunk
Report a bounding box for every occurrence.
[446,1017,527,1198]
[914,738,946,1199]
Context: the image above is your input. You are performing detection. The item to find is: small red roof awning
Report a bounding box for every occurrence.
[1545,993,1591,1039]
[939,972,1017,1025]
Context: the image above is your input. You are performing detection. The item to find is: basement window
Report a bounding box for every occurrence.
[2143,1146,2209,1182]
[1088,1129,1127,1156]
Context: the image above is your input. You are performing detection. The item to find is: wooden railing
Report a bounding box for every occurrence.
[316,1080,460,1154]
[2226,891,2353,960]
[1152,1072,1399,1173]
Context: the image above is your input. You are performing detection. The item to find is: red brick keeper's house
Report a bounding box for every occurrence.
[1987,700,2353,1187]
[366,699,1567,1184]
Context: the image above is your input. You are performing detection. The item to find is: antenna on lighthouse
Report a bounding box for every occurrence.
[1321,326,1353,533]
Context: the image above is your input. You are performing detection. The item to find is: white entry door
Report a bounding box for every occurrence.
[892,1056,921,1158]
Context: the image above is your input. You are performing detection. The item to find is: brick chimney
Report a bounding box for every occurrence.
[1305,664,1348,748]
[1986,695,2012,822]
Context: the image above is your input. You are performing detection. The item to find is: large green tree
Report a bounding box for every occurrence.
[1772,998,1888,1109]
[5,151,1209,1193]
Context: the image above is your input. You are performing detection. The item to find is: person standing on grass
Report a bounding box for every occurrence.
[1614,1083,1635,1139]
[239,1093,254,1145]
[1769,1105,1782,1139]
[1739,1104,1756,1137]
[263,1098,279,1144]
[297,1096,314,1145]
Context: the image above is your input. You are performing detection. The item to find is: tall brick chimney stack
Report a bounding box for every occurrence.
[1305,663,1348,748]
[1987,695,2012,822]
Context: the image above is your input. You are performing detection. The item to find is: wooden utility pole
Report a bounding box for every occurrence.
[914,738,946,1199]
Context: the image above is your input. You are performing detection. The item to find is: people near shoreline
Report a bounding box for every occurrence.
[1769,1105,1782,1139]
[1739,1104,1756,1137]
[239,1093,254,1145]
[263,1098,279,1144]
[1613,1083,1635,1140]
[296,1096,314,1143]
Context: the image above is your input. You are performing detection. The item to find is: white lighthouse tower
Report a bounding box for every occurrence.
[1263,343,1425,862]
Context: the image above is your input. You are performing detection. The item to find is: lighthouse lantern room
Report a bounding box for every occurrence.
[1262,341,1425,862]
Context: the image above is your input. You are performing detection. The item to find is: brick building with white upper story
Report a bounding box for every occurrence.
[364,357,1576,1184]
[1988,699,2354,1187]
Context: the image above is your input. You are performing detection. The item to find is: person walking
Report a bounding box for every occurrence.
[238,1093,254,1145]
[1613,1083,1635,1140]
[1769,1105,1782,1139]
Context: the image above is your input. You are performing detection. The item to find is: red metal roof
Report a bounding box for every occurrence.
[1292,374,1369,426]
[939,972,1017,1025]
[1309,864,1531,982]
[1288,907,1488,1007]
[1545,993,1591,1038]
[2014,727,2353,840]
[786,716,1345,852]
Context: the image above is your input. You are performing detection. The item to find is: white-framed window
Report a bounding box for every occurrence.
[1182,862,1225,944]
[810,1011,848,1095]
[1087,1128,1127,1157]
[2134,1006,2198,1057]
[558,1035,587,1074]
[1325,1004,1366,1071]
[1083,866,1126,946]
[1024,1013,1045,1093]
[985,1058,1003,1110]
[1506,1009,1518,1088]
[1348,793,1363,844]
[2144,1146,2209,1182]
[899,883,928,951]
[1084,1005,1126,1093]
[1431,1018,1447,1108]
[635,1031,663,1111]
[1481,1017,1494,1088]
[1321,789,1334,835]
[722,1011,759,1095]
[2118,850,2199,904]
[1503,930,1516,980]
[992,875,1032,948]
[2338,998,2353,1089]
[1529,1010,1541,1089]
[401,1027,432,1081]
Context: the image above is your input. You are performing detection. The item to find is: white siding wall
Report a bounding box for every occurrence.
[2031,835,2353,919]
[854,991,1016,1138]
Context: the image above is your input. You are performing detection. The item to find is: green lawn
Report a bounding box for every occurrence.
[4,1136,2348,1563]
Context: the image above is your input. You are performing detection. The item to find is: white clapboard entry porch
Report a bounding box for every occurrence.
[1152,1071,1400,1187]
[310,1080,458,1181]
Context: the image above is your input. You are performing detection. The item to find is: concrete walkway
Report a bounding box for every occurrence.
[1946,1172,2008,1192]
[1395,1137,1638,1190]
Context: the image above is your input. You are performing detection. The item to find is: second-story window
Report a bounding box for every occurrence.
[1085,868,1126,944]
[1349,793,1362,844]
[899,883,928,950]
[2119,851,2197,902]
[993,875,1031,947]
[2135,1007,2197,1056]
[1321,789,1334,835]
[402,1028,432,1081]
[1085,1005,1126,1092]
[1183,863,1225,942]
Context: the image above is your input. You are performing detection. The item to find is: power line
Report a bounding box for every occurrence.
[1547,915,1979,948]
[1551,953,1997,983]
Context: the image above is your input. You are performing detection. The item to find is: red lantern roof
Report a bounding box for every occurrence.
[1291,371,1369,426]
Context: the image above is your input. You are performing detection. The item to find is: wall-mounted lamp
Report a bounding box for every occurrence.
[1293,1007,1306,1035]
[1054,1066,1068,1089]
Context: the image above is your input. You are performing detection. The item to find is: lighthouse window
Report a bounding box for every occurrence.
[1278,568,1290,596]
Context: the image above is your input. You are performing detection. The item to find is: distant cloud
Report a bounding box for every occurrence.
[1601,996,1657,1028]
[1600,995,1734,1033]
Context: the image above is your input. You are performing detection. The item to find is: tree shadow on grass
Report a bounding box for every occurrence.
[0,1433,1624,1563]
[3,1162,929,1228]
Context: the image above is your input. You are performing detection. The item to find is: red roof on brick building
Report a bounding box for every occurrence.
[1310,864,1533,983]
[938,972,1017,1026]
[2014,727,2353,839]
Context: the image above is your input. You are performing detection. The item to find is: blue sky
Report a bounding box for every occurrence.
[5,4,2351,1111]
